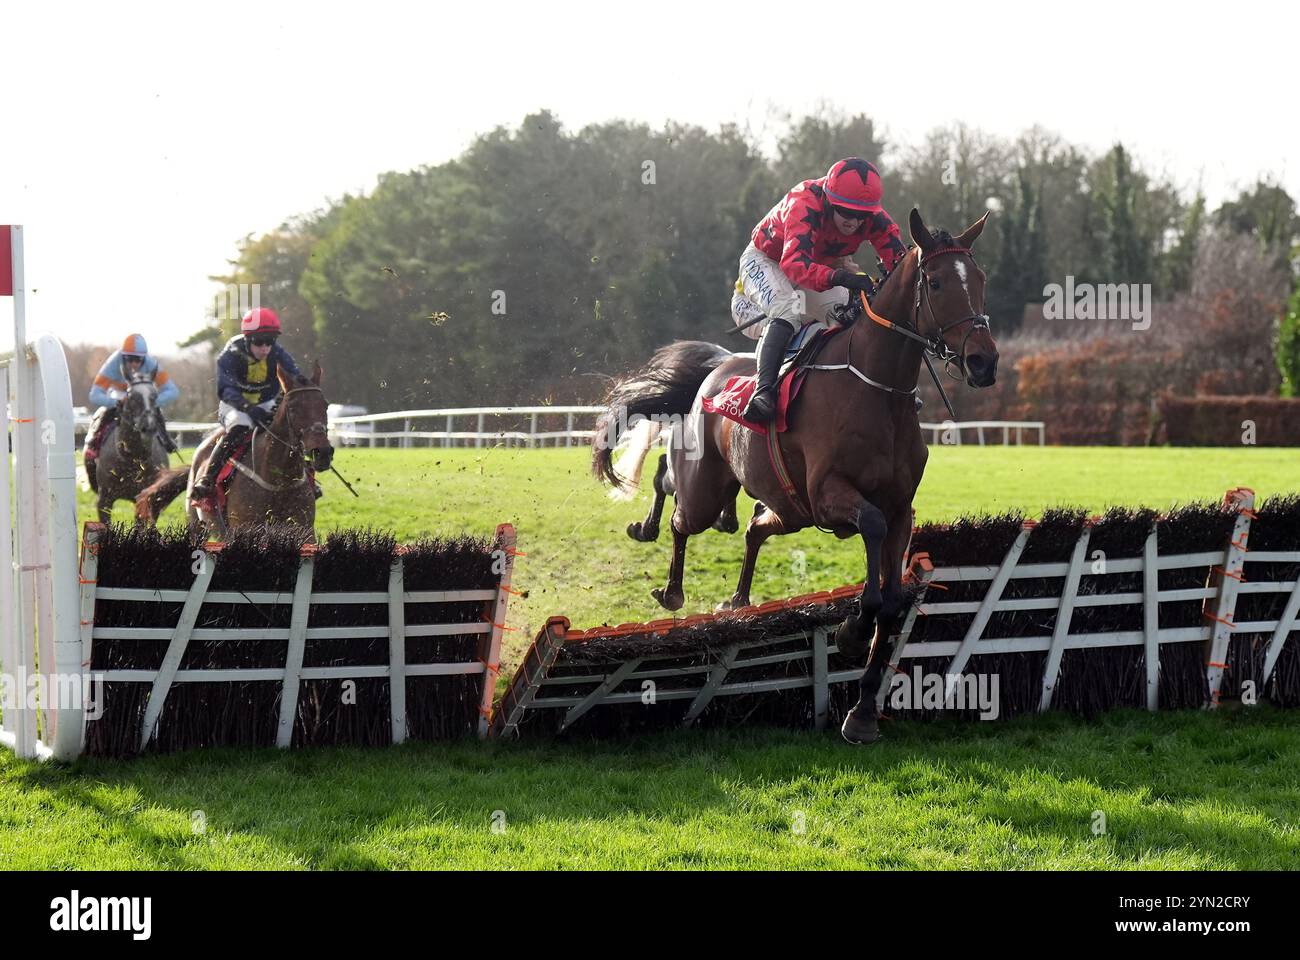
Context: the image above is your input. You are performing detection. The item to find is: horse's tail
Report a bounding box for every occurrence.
[606,417,664,501]
[135,466,190,524]
[592,340,731,492]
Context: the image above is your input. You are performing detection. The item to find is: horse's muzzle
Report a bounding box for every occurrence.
[965,351,998,388]
[310,445,335,472]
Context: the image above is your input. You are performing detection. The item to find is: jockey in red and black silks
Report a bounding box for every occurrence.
[733,158,909,423]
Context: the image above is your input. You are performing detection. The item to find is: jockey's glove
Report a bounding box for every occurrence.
[831,269,875,293]
[247,406,273,429]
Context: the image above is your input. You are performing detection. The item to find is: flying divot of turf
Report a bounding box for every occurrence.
[492,489,1300,739]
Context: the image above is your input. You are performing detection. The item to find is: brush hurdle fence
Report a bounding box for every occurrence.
[74,523,515,758]
[493,489,1300,738]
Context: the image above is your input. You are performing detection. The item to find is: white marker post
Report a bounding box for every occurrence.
[1,226,85,760]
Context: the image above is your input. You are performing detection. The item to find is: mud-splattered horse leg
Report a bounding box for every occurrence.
[627,455,670,542]
[96,490,113,525]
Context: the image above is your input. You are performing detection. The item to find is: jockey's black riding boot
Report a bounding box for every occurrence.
[191,426,251,501]
[741,318,797,423]
[155,410,178,454]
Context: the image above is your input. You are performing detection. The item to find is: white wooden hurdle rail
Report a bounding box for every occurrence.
[493,488,1289,735]
[69,407,1045,450]
[75,523,516,756]
[325,407,1045,449]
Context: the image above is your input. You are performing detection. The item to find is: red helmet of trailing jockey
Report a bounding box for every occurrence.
[824,158,884,212]
[241,307,281,335]
[121,333,149,358]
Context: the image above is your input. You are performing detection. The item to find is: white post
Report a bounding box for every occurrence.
[476,412,484,448]
[530,412,537,449]
[1142,527,1160,711]
[8,226,39,759]
[565,412,574,448]
[445,414,452,448]
[0,361,29,757]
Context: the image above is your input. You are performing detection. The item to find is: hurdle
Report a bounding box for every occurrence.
[492,491,1300,738]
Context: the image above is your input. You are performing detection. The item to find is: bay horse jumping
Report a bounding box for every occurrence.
[136,363,334,538]
[91,375,171,524]
[592,208,999,744]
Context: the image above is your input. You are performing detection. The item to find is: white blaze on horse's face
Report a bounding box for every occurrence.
[953,259,979,315]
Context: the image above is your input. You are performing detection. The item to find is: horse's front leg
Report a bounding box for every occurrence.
[810,476,886,655]
[855,507,914,723]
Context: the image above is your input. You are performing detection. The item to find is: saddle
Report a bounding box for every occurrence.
[702,323,847,435]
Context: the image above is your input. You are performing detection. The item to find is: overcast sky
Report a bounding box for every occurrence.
[2,0,1295,357]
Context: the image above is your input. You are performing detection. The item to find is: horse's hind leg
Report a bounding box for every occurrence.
[720,500,783,610]
[650,521,690,611]
[627,454,669,542]
[650,470,728,611]
[711,491,740,533]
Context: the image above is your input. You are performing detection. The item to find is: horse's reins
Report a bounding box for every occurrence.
[846,245,991,419]
[239,385,358,497]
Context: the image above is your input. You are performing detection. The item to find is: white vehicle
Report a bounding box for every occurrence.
[327,403,374,447]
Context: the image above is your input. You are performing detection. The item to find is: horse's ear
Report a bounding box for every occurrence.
[958,210,991,248]
[909,208,934,252]
[311,359,322,386]
[277,366,294,392]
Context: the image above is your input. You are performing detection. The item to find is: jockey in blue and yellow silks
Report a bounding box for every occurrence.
[190,307,307,508]
[82,333,180,491]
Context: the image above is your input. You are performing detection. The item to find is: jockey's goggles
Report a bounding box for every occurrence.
[831,205,869,221]
[247,334,278,347]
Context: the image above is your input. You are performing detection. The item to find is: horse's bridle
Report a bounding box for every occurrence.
[261,385,329,454]
[117,376,158,451]
[859,245,991,375]
[913,245,992,379]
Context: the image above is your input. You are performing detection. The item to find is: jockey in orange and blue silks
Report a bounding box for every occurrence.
[83,334,180,489]
[733,158,908,422]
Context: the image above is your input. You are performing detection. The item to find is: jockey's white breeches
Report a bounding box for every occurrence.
[730,242,849,340]
[218,397,278,430]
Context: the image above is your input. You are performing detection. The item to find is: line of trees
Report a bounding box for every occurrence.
[175,109,1297,414]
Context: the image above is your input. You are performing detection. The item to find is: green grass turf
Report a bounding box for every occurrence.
[2,710,1297,869]
[0,443,1287,869]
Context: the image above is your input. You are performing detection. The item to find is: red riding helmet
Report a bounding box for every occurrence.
[241,307,281,335]
[824,158,884,212]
